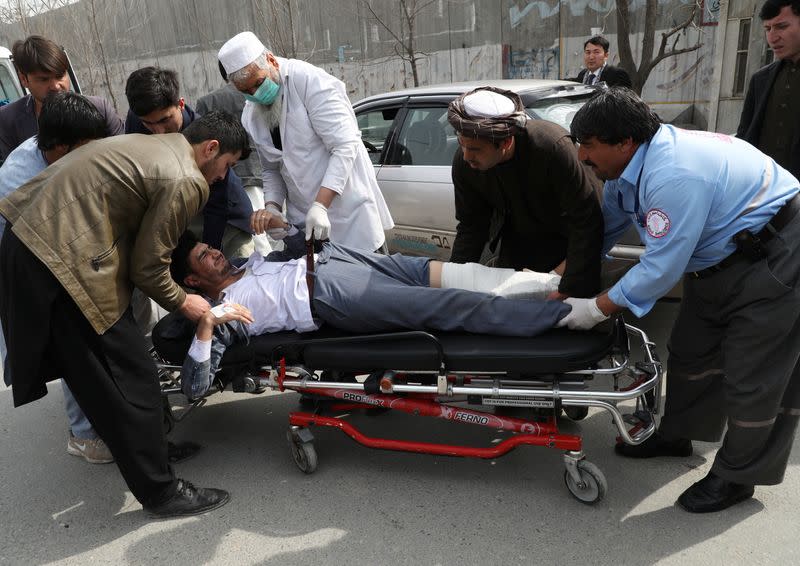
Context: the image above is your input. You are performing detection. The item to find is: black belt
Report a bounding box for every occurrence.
[690,193,800,280]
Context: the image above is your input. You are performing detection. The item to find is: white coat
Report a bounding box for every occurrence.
[242,57,394,251]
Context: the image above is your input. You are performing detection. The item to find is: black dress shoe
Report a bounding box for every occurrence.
[145,479,230,518]
[677,472,754,513]
[615,431,692,458]
[167,441,202,464]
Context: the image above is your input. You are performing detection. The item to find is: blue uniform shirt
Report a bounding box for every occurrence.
[603,125,800,317]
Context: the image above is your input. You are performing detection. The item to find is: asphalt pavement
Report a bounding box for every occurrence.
[1,301,798,565]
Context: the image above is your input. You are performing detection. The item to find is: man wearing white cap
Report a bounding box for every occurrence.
[446,86,604,299]
[217,31,393,251]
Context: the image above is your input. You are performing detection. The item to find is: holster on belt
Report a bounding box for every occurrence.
[734,193,800,261]
[733,230,767,261]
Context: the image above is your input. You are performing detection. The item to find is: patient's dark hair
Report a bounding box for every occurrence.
[170,231,200,288]
[182,110,251,159]
[37,92,108,151]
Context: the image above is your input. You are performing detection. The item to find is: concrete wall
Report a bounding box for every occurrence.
[0,0,764,130]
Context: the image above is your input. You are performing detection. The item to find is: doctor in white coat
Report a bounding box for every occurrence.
[217,31,393,252]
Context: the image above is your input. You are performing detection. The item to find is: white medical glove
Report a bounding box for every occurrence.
[556,297,609,330]
[305,201,331,241]
[265,203,290,240]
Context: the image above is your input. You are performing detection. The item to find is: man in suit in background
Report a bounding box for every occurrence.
[575,36,632,88]
[737,0,800,181]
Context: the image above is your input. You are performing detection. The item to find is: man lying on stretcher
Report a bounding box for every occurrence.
[169,212,572,399]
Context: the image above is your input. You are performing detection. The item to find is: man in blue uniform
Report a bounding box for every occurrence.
[561,88,800,513]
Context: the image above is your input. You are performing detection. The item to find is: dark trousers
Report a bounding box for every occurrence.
[660,216,800,485]
[0,230,176,506]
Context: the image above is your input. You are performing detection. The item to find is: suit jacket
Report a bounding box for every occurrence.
[576,65,632,88]
[737,60,800,181]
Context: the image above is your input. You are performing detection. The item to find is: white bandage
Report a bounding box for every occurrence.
[440,262,561,300]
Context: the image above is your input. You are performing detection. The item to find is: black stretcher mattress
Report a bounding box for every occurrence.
[153,314,622,375]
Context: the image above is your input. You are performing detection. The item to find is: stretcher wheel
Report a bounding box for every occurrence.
[564,460,606,504]
[563,406,589,421]
[287,431,318,474]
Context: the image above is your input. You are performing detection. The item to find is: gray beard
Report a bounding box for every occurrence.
[254,92,283,131]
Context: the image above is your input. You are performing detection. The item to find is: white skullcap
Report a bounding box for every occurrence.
[218,31,267,75]
[462,89,517,118]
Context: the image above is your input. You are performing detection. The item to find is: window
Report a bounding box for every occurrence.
[525,96,590,131]
[356,107,399,164]
[0,64,21,104]
[391,107,456,166]
[732,19,751,96]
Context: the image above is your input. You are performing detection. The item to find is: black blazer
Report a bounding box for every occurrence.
[575,65,632,88]
[737,59,800,181]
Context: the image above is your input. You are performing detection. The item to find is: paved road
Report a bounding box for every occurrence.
[1,301,798,565]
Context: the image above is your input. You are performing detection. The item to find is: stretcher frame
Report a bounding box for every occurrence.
[154,317,662,504]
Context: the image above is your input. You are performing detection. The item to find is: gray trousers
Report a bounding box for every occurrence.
[660,216,800,485]
[311,243,569,337]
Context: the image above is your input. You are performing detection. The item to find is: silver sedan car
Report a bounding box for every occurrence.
[353,79,610,261]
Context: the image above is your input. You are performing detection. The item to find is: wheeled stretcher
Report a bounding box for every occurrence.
[152,316,662,504]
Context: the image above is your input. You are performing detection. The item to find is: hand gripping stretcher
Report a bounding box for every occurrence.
[152,315,662,504]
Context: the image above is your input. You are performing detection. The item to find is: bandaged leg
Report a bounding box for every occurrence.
[439,262,560,300]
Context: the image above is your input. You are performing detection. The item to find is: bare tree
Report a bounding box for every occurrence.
[0,0,28,29]
[616,0,703,94]
[252,0,298,59]
[0,0,55,36]
[87,0,117,109]
[362,0,437,87]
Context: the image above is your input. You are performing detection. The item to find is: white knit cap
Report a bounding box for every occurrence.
[462,89,516,118]
[218,31,267,75]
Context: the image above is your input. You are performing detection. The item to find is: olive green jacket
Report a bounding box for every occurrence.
[0,133,209,334]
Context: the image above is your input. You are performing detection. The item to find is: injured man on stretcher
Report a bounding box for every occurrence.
[168,216,572,400]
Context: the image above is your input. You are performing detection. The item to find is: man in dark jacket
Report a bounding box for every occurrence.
[447,86,603,299]
[574,36,632,88]
[737,0,800,181]
[0,35,123,162]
